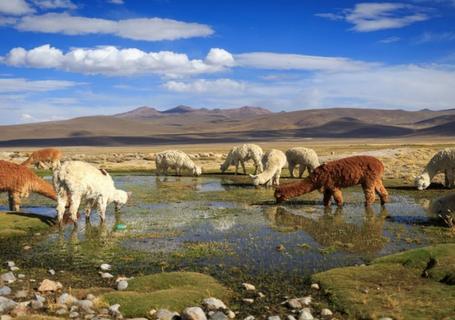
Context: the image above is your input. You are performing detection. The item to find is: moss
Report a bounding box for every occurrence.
[312,244,455,320]
[100,272,230,318]
[0,211,53,239]
[174,241,235,259]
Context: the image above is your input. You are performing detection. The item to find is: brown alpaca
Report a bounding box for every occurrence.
[21,148,62,169]
[0,160,57,211]
[274,156,389,207]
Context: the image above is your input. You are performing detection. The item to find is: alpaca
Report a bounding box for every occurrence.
[21,148,62,170]
[415,148,455,190]
[0,160,57,211]
[155,150,202,176]
[53,161,130,224]
[274,156,389,207]
[250,149,287,187]
[220,144,263,175]
[429,193,455,227]
[285,147,320,178]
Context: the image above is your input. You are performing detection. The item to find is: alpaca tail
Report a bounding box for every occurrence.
[31,176,57,201]
[274,178,316,202]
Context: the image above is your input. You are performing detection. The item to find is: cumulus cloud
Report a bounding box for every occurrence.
[0,0,34,16]
[234,52,376,72]
[164,79,245,93]
[2,44,234,77]
[31,0,77,9]
[0,77,80,93]
[317,2,430,32]
[14,13,214,41]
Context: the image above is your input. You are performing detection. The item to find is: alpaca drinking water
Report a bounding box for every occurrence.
[415,148,455,190]
[155,150,202,176]
[250,149,287,187]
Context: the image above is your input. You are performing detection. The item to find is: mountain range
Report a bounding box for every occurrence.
[0,105,454,147]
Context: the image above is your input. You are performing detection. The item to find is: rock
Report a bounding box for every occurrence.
[257,292,265,298]
[69,311,79,318]
[226,310,235,319]
[268,317,280,320]
[320,308,332,316]
[56,307,68,315]
[17,274,25,279]
[100,264,112,271]
[9,267,19,272]
[298,308,313,320]
[242,298,254,304]
[6,262,15,268]
[0,287,11,296]
[0,297,17,313]
[242,283,256,291]
[57,293,78,306]
[0,272,16,284]
[14,290,28,299]
[23,246,31,251]
[286,298,302,309]
[35,294,46,303]
[77,299,94,312]
[31,299,44,310]
[10,304,28,317]
[149,309,157,316]
[38,279,59,292]
[116,280,128,291]
[156,309,180,320]
[310,283,320,290]
[378,318,393,320]
[100,272,114,279]
[210,311,228,320]
[48,269,56,276]
[182,307,207,320]
[287,316,297,320]
[0,315,12,320]
[276,244,285,251]
[298,296,312,306]
[86,293,96,301]
[203,297,227,311]
[109,304,122,317]
[244,316,254,320]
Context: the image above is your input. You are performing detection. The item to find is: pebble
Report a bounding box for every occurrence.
[182,307,207,320]
[321,308,333,316]
[17,274,25,279]
[38,279,59,292]
[210,311,228,320]
[287,316,297,320]
[31,299,44,310]
[48,269,56,276]
[0,297,17,313]
[257,292,265,298]
[298,296,312,306]
[14,290,28,299]
[378,318,393,320]
[242,283,256,291]
[0,272,16,284]
[276,244,285,251]
[203,297,227,310]
[100,272,114,279]
[310,283,320,290]
[35,294,46,303]
[156,308,180,320]
[9,267,19,272]
[117,280,128,291]
[57,293,78,306]
[286,298,303,309]
[226,310,236,319]
[244,316,255,320]
[77,299,94,312]
[268,317,281,320]
[56,307,68,315]
[0,287,11,296]
[242,298,254,304]
[86,293,96,301]
[298,308,313,320]
[108,304,122,317]
[6,262,15,268]
[10,304,28,317]
[23,245,31,250]
[100,263,112,271]
[0,315,13,320]
[69,311,79,318]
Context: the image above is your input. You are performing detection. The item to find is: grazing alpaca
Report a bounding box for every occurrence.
[415,148,455,190]
[21,148,62,170]
[285,147,320,178]
[274,156,389,207]
[220,144,263,175]
[250,149,287,187]
[0,160,57,211]
[53,161,130,224]
[155,150,202,176]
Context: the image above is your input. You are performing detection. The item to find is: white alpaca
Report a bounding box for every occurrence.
[155,150,202,176]
[249,149,287,187]
[53,161,130,224]
[285,147,320,178]
[415,148,455,190]
[220,144,263,175]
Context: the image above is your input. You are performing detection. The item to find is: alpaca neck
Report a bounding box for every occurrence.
[279,178,317,199]
[255,167,276,184]
[31,177,57,201]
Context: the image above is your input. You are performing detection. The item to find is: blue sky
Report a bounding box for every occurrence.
[0,0,455,124]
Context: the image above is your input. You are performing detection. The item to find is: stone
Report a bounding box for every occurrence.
[48,269,56,276]
[23,246,31,250]
[298,308,313,320]
[17,274,25,279]
[100,264,112,271]
[100,272,114,279]
[210,311,228,320]
[242,298,254,304]
[38,279,59,292]
[0,287,11,296]
[268,317,280,320]
[286,298,303,309]
[35,294,46,303]
[257,292,265,298]
[156,309,180,320]
[244,317,254,320]
[0,272,16,284]
[298,296,312,306]
[57,293,78,306]
[378,318,393,320]
[56,307,68,315]
[108,304,122,317]
[203,297,227,311]
[9,267,19,272]
[6,262,15,268]
[117,280,128,291]
[320,308,332,316]
[276,244,285,251]
[226,310,235,319]
[69,311,79,318]
[287,316,297,320]
[31,299,44,310]
[242,283,256,291]
[10,304,28,318]
[149,309,157,316]
[77,299,94,312]
[86,294,96,301]
[182,307,207,320]
[0,315,12,320]
[0,297,17,314]
[310,283,320,290]
[14,290,28,299]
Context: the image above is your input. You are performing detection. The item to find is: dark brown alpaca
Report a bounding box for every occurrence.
[274,156,389,207]
[21,148,62,169]
[0,160,57,211]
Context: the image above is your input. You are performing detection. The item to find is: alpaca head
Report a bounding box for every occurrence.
[220,162,228,173]
[193,166,202,176]
[415,173,431,190]
[274,187,287,203]
[113,190,131,210]
[249,174,261,186]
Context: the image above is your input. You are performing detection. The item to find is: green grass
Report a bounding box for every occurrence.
[0,211,54,239]
[100,272,231,317]
[312,244,455,320]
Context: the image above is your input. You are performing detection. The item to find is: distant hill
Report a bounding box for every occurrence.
[0,106,454,147]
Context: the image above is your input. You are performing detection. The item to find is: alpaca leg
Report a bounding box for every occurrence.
[333,189,343,207]
[234,162,239,175]
[97,197,108,223]
[446,168,454,188]
[274,171,281,186]
[375,180,389,205]
[85,199,94,221]
[241,161,247,175]
[323,189,333,206]
[8,192,21,211]
[289,163,295,178]
[69,193,81,224]
[298,165,305,179]
[56,188,68,223]
[363,185,376,207]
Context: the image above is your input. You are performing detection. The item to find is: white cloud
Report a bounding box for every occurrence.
[234,52,376,72]
[164,79,245,93]
[0,77,80,93]
[31,0,77,9]
[379,36,401,43]
[0,0,34,16]
[14,13,214,41]
[2,44,234,77]
[417,31,455,43]
[317,2,430,32]
[108,0,124,4]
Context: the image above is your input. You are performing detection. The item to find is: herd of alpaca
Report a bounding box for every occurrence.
[0,145,454,226]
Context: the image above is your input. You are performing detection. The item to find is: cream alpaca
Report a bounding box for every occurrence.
[250,149,287,187]
[220,144,263,175]
[53,161,130,224]
[415,148,455,190]
[285,147,320,178]
[155,150,202,176]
